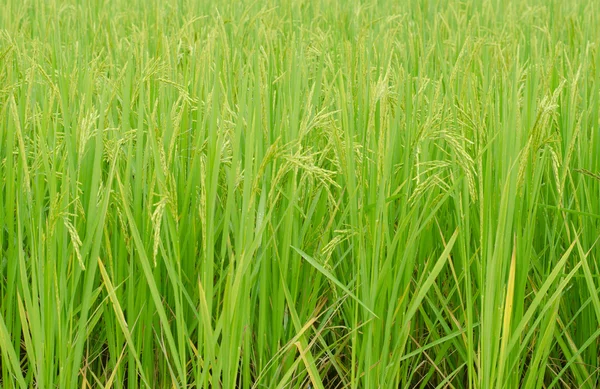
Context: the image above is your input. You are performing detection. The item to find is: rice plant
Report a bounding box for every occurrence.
[1,0,599,387]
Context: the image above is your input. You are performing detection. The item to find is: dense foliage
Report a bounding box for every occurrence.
[1,0,599,387]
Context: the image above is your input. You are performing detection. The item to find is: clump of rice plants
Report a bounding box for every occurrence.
[1,0,599,387]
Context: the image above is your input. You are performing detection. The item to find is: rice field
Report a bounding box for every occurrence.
[1,0,600,387]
